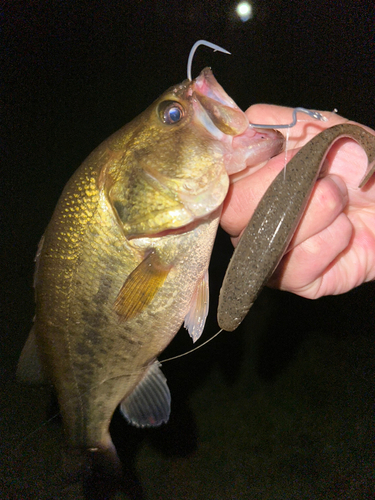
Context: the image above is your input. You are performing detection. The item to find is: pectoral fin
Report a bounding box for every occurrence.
[113,250,170,321]
[16,326,48,385]
[120,361,171,427]
[184,269,209,343]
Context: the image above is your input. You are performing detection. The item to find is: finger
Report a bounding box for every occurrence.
[324,134,375,189]
[245,104,297,127]
[222,157,347,243]
[222,153,291,238]
[245,104,347,148]
[221,170,276,240]
[288,174,348,249]
[269,212,353,297]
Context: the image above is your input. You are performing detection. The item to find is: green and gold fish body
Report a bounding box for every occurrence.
[17,68,284,461]
[34,167,221,448]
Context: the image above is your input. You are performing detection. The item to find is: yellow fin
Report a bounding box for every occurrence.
[113,251,170,321]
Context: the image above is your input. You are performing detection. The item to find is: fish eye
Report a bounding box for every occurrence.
[158,101,185,125]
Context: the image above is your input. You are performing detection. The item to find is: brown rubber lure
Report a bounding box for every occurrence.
[218,124,375,331]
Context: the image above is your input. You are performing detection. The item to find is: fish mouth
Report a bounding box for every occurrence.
[191,68,249,138]
[144,70,246,234]
[191,68,285,176]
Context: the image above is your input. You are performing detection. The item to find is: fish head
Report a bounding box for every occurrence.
[106,68,251,239]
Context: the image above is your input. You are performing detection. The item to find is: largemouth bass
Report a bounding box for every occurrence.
[17,67,283,465]
[218,124,375,331]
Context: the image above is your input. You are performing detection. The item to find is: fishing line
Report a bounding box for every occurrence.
[160,329,224,363]
[14,411,63,452]
[283,127,291,181]
[14,327,225,451]
[271,109,328,180]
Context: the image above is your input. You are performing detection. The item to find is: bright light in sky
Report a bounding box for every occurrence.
[235,1,253,22]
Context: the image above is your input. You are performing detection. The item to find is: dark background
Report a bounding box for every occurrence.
[1,1,375,499]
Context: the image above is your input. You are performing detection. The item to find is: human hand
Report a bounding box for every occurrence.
[221,104,375,299]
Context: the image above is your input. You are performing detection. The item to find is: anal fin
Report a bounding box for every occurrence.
[120,361,170,428]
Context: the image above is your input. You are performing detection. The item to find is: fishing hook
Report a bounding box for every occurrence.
[249,107,328,129]
[187,42,327,129]
[187,40,231,81]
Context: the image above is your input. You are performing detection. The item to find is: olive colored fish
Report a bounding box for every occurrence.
[218,124,375,331]
[17,68,284,465]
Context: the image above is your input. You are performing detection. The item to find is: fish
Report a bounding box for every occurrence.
[16,66,284,468]
[218,123,375,331]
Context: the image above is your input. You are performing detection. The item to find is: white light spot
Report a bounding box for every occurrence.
[235,1,253,22]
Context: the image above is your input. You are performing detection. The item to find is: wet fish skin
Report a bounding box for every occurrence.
[19,76,226,451]
[17,68,284,464]
[218,124,375,331]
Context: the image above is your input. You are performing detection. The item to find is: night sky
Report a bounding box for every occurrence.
[2,2,375,499]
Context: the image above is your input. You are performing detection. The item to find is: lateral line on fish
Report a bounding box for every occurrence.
[160,329,223,363]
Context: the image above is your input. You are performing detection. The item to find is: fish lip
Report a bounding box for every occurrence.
[190,68,249,137]
[193,68,238,108]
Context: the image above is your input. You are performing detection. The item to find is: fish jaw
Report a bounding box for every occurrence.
[190,68,285,177]
[192,68,249,136]
[107,69,242,238]
[172,69,284,218]
[153,67,250,220]
[227,126,285,175]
